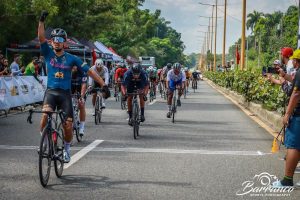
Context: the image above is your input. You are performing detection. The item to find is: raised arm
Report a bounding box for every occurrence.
[38,11,48,43]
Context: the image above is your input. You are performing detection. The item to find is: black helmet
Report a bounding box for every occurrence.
[51,28,67,41]
[173,62,181,70]
[132,63,142,75]
[166,63,172,69]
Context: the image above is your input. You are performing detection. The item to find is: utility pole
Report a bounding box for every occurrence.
[240,0,246,70]
[214,0,218,71]
[211,6,214,54]
[222,0,227,68]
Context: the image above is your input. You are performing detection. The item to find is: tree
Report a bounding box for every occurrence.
[246,10,263,34]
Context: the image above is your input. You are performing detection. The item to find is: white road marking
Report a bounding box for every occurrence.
[0,145,271,156]
[0,145,37,150]
[64,140,104,169]
[89,147,271,156]
[148,99,157,105]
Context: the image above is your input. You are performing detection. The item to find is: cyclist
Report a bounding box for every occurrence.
[166,63,186,118]
[191,69,199,89]
[88,59,109,109]
[184,67,191,90]
[38,11,110,163]
[71,66,87,137]
[115,62,128,98]
[121,63,149,125]
[161,63,172,90]
[147,66,158,98]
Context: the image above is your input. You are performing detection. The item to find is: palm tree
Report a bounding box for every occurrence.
[247,11,263,34]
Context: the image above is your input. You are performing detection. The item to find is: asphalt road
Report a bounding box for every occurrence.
[0,81,299,200]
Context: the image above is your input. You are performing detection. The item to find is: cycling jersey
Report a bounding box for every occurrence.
[192,72,199,79]
[115,68,128,82]
[167,70,186,92]
[148,70,158,79]
[41,42,90,91]
[162,66,171,79]
[167,69,186,82]
[157,69,163,78]
[122,69,148,93]
[185,71,191,79]
[71,70,87,94]
[88,65,109,86]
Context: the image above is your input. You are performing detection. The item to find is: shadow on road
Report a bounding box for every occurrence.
[46,175,192,191]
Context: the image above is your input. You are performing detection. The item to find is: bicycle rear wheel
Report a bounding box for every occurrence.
[39,128,51,187]
[54,127,64,177]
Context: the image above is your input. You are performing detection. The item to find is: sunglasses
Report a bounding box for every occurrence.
[52,37,65,43]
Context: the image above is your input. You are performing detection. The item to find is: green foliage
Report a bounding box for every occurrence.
[228,5,298,69]
[205,71,286,113]
[0,0,185,66]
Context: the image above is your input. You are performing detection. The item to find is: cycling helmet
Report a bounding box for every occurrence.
[51,28,67,41]
[166,63,172,69]
[184,67,188,72]
[173,63,181,70]
[132,63,142,75]
[95,59,104,67]
[149,66,154,71]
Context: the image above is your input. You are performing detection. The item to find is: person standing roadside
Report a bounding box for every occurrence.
[10,55,24,76]
[273,49,300,188]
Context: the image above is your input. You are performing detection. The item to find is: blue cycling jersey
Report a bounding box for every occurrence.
[41,42,90,90]
[122,69,148,89]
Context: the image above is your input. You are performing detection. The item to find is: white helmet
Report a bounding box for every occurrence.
[149,66,154,71]
[95,59,104,68]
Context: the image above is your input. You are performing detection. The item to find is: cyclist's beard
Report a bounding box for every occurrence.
[54,48,63,53]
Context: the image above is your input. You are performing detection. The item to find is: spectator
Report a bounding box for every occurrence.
[273,49,300,188]
[25,57,42,83]
[266,47,295,96]
[0,58,11,76]
[230,59,235,70]
[38,55,47,76]
[10,54,24,76]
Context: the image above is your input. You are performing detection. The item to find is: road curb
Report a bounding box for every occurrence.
[205,78,283,140]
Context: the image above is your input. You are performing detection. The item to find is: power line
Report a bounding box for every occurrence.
[217,7,242,22]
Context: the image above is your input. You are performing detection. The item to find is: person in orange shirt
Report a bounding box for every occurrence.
[184,67,191,91]
[114,63,128,97]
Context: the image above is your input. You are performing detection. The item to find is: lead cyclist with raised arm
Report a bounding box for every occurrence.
[38,11,110,163]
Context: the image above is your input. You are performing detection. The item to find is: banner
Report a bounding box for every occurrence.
[0,76,47,110]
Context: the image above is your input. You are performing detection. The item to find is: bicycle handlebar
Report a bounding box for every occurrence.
[27,109,66,124]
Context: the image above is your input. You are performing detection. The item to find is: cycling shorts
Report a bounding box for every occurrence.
[43,88,73,119]
[169,79,182,92]
[91,80,103,94]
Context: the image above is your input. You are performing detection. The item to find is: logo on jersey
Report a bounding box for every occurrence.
[55,72,64,78]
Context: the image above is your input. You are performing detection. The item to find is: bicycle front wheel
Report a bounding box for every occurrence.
[95,96,102,124]
[132,102,139,139]
[39,128,51,187]
[54,126,64,177]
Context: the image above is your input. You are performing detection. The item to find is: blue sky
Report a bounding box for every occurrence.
[142,0,298,55]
